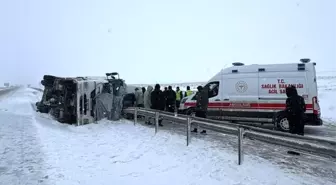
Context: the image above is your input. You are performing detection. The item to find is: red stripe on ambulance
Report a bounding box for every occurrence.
[184,102,313,110]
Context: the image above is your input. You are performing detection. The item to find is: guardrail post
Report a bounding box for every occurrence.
[155,112,159,134]
[238,127,244,165]
[134,108,138,125]
[186,117,191,146]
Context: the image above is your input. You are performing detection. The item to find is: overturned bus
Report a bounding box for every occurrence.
[36,72,127,125]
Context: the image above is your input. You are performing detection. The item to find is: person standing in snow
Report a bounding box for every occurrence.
[122,92,136,119]
[123,93,136,107]
[144,85,153,124]
[163,87,168,110]
[166,86,176,113]
[151,84,165,126]
[184,86,193,97]
[285,85,306,135]
[191,86,209,134]
[175,86,183,110]
[134,87,144,108]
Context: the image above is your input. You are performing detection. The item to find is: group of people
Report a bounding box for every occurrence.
[122,84,209,134]
[134,84,195,126]
[131,85,193,112]
[123,84,307,136]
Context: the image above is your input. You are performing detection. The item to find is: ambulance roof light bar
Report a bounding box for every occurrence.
[300,58,311,63]
[232,62,244,66]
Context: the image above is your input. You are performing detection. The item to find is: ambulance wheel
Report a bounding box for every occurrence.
[274,112,290,132]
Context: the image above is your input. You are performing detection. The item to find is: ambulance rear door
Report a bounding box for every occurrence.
[258,64,308,117]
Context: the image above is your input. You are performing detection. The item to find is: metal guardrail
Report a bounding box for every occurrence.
[30,87,44,92]
[124,107,336,165]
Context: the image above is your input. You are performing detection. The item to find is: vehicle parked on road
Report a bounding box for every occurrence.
[179,58,322,132]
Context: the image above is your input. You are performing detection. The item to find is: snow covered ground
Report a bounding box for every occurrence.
[0,87,15,91]
[0,88,335,185]
[317,72,336,126]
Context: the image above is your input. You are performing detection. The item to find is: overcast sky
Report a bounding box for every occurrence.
[0,0,335,86]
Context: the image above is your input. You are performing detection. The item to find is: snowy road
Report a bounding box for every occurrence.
[0,87,17,100]
[0,88,48,185]
[0,88,335,185]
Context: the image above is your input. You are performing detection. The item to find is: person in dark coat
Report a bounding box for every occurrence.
[122,93,136,119]
[166,86,176,113]
[151,84,165,126]
[163,87,168,110]
[142,87,146,94]
[123,93,136,108]
[191,86,209,134]
[285,85,306,135]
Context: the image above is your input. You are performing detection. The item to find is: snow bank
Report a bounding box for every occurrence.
[317,73,336,126]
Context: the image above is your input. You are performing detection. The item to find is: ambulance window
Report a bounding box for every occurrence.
[204,81,220,98]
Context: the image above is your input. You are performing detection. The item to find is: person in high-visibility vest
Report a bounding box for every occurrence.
[175,86,183,109]
[184,86,193,97]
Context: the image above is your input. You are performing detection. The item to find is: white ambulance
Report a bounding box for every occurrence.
[179,59,322,132]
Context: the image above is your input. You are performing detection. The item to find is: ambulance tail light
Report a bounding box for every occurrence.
[312,96,320,115]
